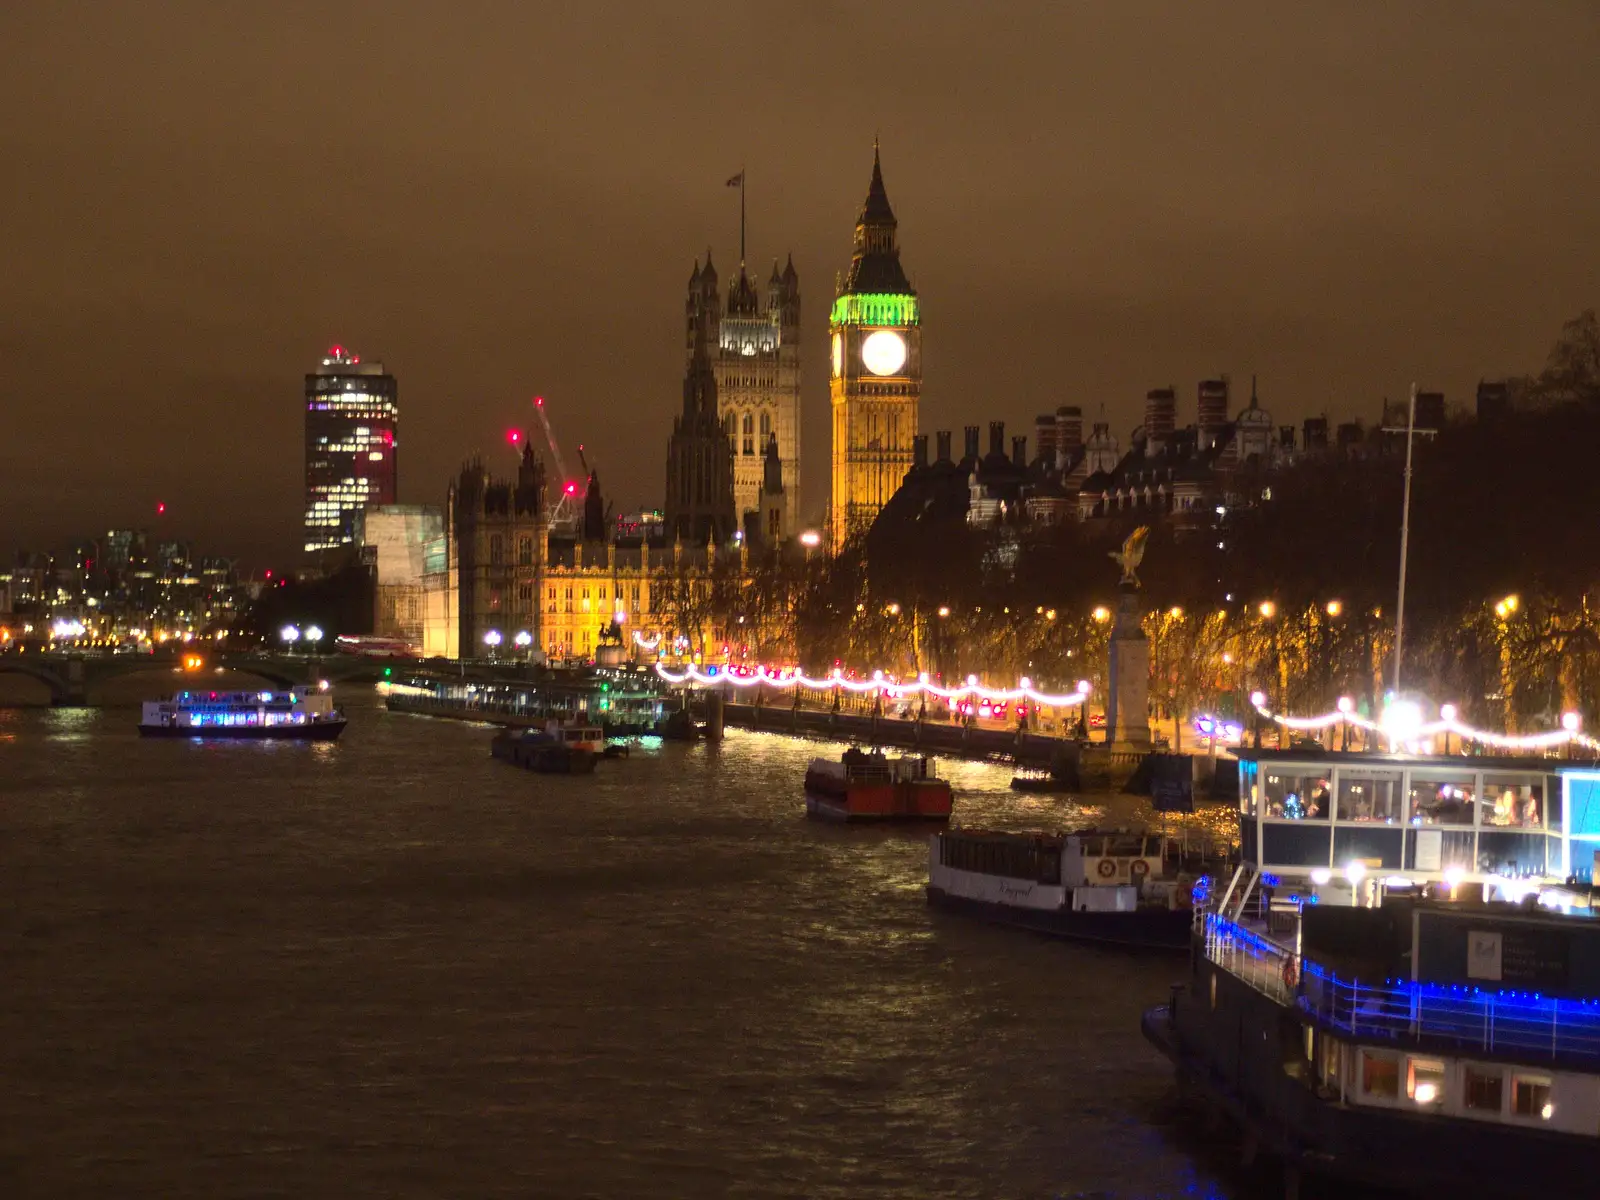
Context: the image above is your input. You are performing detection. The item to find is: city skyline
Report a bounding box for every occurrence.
[4,3,1600,563]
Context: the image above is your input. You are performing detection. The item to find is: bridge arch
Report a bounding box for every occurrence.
[0,659,67,704]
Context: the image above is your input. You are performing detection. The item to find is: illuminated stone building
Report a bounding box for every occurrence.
[303,346,398,556]
[437,440,741,663]
[829,143,921,552]
[448,441,547,661]
[686,249,801,532]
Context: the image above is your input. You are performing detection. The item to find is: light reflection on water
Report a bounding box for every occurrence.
[0,691,1267,1199]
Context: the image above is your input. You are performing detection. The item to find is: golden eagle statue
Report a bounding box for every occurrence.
[1110,525,1150,588]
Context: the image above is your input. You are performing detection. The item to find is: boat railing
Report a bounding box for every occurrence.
[1200,912,1298,1005]
[1298,962,1600,1065]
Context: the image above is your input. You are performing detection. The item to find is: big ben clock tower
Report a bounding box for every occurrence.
[828,142,921,553]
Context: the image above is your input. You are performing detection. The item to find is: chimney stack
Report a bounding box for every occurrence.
[1011,436,1027,470]
[1034,414,1058,464]
[1197,379,1229,448]
[988,420,1005,458]
[912,434,928,470]
[936,430,953,462]
[1055,405,1083,470]
[1144,388,1176,453]
[963,425,980,462]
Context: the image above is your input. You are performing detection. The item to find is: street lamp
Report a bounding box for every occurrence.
[514,630,533,649]
[279,624,300,649]
[304,625,324,649]
[1091,605,1111,623]
[484,630,502,657]
[1258,600,1277,620]
[937,606,950,618]
[1325,600,1342,618]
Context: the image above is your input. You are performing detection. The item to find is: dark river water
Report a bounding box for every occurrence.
[0,690,1256,1199]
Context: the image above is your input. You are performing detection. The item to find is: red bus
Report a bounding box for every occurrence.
[334,635,416,659]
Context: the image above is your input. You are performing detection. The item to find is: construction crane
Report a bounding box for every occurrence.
[532,395,581,531]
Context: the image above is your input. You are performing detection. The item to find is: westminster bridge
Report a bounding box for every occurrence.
[0,650,550,706]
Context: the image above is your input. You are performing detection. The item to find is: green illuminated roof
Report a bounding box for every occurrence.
[830,292,919,328]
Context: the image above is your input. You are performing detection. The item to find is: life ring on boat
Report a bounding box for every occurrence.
[1097,858,1117,880]
[1129,859,1151,881]
[1282,957,1299,991]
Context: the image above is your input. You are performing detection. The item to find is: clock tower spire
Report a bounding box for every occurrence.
[828,142,920,552]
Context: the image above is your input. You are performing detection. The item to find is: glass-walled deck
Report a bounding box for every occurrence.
[1236,752,1566,881]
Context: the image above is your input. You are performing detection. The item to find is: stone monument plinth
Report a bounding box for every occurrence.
[1104,583,1151,753]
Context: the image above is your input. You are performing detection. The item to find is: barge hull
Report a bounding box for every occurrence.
[137,722,345,741]
[805,792,951,823]
[926,886,1189,950]
[1144,979,1600,1198]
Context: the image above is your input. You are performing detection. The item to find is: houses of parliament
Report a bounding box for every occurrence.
[382,147,924,660]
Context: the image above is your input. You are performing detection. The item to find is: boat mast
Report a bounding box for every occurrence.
[1392,382,1418,696]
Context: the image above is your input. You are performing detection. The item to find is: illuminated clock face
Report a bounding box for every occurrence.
[831,333,842,378]
[860,329,907,376]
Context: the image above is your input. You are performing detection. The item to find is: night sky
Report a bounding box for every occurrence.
[3,2,1598,563]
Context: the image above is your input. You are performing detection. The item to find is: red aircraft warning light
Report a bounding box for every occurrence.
[156,501,166,515]
[564,481,577,495]
[508,429,522,445]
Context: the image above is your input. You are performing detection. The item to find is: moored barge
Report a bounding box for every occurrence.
[804,748,953,822]
[491,721,604,774]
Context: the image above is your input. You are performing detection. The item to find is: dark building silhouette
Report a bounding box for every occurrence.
[1477,380,1511,422]
[664,324,737,545]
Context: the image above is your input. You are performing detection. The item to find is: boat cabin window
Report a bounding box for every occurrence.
[939,836,1062,885]
[1317,1036,1342,1089]
[1238,760,1259,815]
[1406,1057,1446,1107]
[1360,1050,1399,1099]
[1511,1075,1553,1121]
[1409,773,1476,826]
[1463,1065,1503,1114]
[1105,834,1147,858]
[1483,775,1543,830]
[1336,770,1402,824]
[1262,771,1329,820]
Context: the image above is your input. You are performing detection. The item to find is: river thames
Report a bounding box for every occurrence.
[0,688,1255,1199]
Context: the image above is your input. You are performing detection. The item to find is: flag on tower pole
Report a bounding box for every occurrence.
[725,172,744,187]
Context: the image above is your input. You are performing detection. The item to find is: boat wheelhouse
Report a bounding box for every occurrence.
[138,688,346,740]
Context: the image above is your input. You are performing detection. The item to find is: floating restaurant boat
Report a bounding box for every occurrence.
[384,668,666,735]
[138,688,346,740]
[490,720,604,775]
[1140,746,1600,1197]
[803,748,953,822]
[927,828,1216,949]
